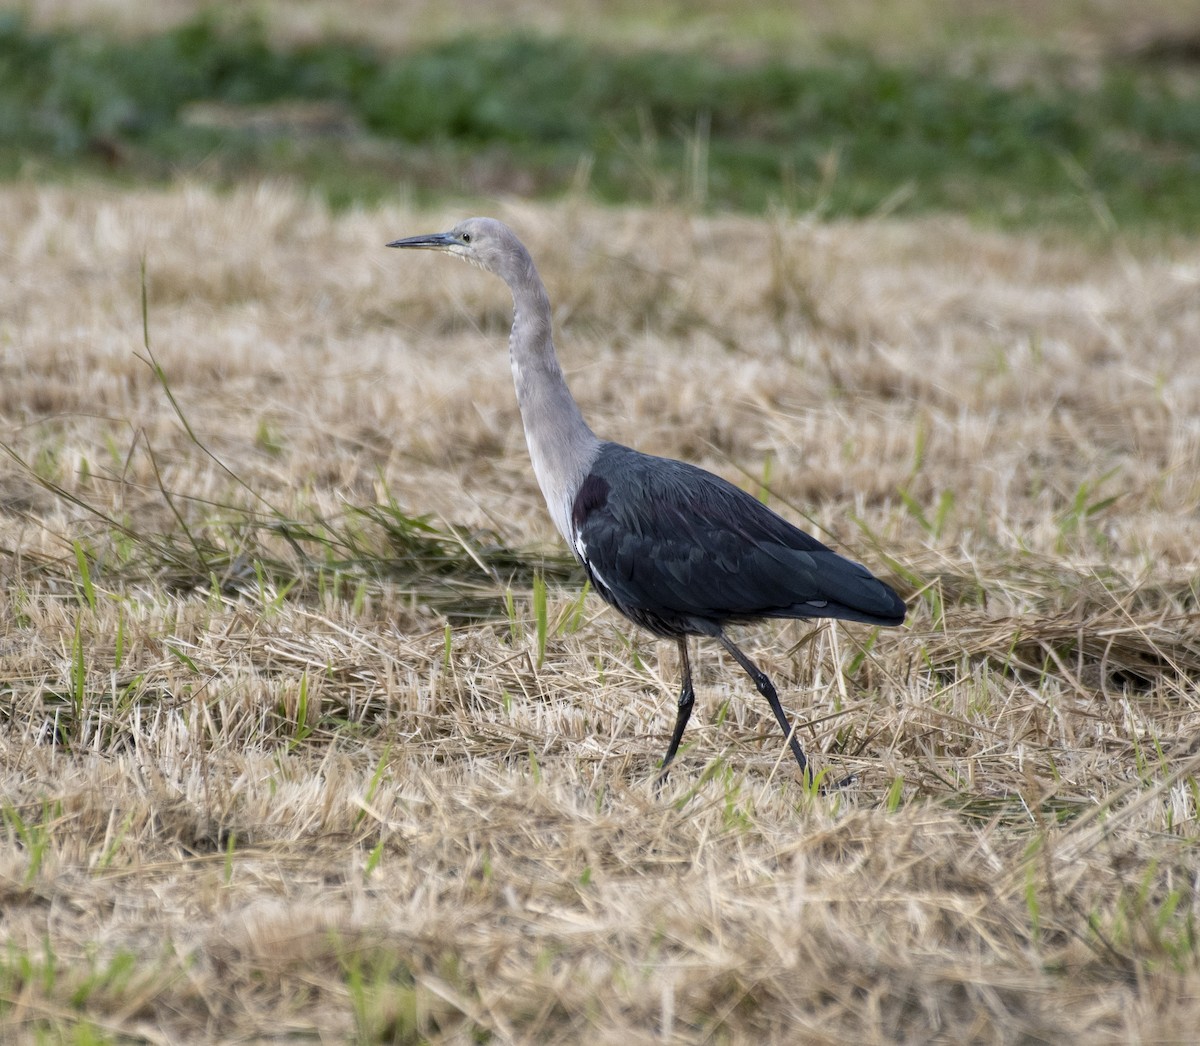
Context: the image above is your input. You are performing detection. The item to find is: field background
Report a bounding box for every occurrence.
[3,2,1200,1043]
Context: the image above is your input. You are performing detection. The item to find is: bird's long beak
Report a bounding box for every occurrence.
[386,232,455,250]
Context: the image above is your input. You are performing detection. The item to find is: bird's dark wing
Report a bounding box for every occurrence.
[571,443,905,634]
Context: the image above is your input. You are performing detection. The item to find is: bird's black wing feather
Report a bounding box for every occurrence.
[572,443,905,634]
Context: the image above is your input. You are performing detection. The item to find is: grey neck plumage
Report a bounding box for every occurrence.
[500,243,602,546]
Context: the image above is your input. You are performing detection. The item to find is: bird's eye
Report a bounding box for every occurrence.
[461,232,471,243]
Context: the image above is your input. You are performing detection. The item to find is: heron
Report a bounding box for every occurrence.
[388,218,905,783]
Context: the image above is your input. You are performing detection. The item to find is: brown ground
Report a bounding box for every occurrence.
[1,181,1198,1041]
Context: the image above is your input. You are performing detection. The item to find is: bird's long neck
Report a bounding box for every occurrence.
[502,250,600,545]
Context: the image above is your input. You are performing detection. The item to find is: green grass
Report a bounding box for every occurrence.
[4,13,1200,229]
[6,446,581,624]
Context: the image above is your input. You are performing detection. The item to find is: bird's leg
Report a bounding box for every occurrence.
[717,632,810,781]
[657,638,695,782]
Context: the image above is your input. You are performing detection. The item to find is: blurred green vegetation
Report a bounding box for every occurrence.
[3,12,1200,229]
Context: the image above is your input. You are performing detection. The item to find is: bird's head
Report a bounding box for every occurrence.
[387,217,525,279]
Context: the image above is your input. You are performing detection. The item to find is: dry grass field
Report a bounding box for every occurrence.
[4,11,1200,1041]
[1,178,1198,1042]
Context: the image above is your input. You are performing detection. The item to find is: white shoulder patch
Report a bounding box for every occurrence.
[574,529,615,596]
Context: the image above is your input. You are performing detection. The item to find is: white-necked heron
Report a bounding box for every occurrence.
[388,218,905,783]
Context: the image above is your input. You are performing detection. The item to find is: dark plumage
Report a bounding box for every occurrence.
[388,218,906,783]
[572,443,905,640]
